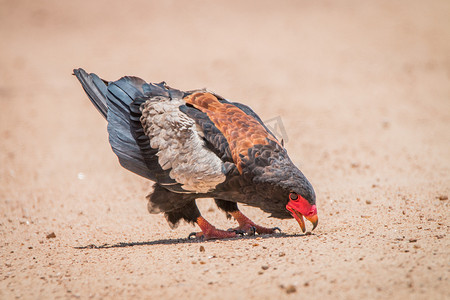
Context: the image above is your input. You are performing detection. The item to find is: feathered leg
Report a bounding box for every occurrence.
[214,199,281,235]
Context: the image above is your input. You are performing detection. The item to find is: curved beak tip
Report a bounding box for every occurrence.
[287,205,318,233]
[297,215,306,233]
[307,214,318,231]
[299,222,306,233]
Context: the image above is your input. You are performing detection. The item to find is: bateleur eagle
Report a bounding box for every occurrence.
[74,68,318,240]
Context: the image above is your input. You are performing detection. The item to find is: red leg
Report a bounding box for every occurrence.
[189,216,240,240]
[230,211,280,235]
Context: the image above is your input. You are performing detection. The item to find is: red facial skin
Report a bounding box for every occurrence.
[286,193,318,233]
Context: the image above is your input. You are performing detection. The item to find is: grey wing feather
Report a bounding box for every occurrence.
[73,68,108,118]
[105,78,158,180]
[74,69,157,181]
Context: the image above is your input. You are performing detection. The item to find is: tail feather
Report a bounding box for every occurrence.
[73,68,108,118]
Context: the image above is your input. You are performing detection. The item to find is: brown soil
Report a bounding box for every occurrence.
[1,1,449,299]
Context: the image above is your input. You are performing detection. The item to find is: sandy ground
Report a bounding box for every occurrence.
[1,0,449,299]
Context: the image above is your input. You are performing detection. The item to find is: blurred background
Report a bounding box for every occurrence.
[0,0,449,299]
[1,0,448,194]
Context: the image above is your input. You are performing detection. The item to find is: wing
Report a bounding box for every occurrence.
[179,104,233,163]
[183,92,283,173]
[207,91,280,143]
[106,77,180,185]
[79,70,283,193]
[137,95,226,193]
[229,101,280,143]
[73,69,160,181]
[106,78,228,193]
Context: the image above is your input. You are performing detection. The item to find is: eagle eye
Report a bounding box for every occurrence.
[289,193,298,201]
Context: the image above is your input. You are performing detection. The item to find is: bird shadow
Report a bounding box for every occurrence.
[74,232,312,249]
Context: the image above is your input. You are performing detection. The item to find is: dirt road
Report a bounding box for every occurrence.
[1,1,449,299]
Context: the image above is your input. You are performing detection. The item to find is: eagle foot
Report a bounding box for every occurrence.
[272,227,282,233]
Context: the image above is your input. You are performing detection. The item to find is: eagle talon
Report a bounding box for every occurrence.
[227,228,246,235]
[233,229,246,236]
[228,227,253,236]
[249,226,256,236]
[188,232,200,240]
[272,227,282,233]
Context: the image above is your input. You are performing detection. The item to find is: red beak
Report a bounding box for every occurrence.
[286,198,318,233]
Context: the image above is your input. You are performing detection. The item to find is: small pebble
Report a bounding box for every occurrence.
[365,200,372,205]
[46,232,56,239]
[199,246,205,252]
[408,239,417,243]
[438,195,448,201]
[261,265,269,270]
[285,285,297,294]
